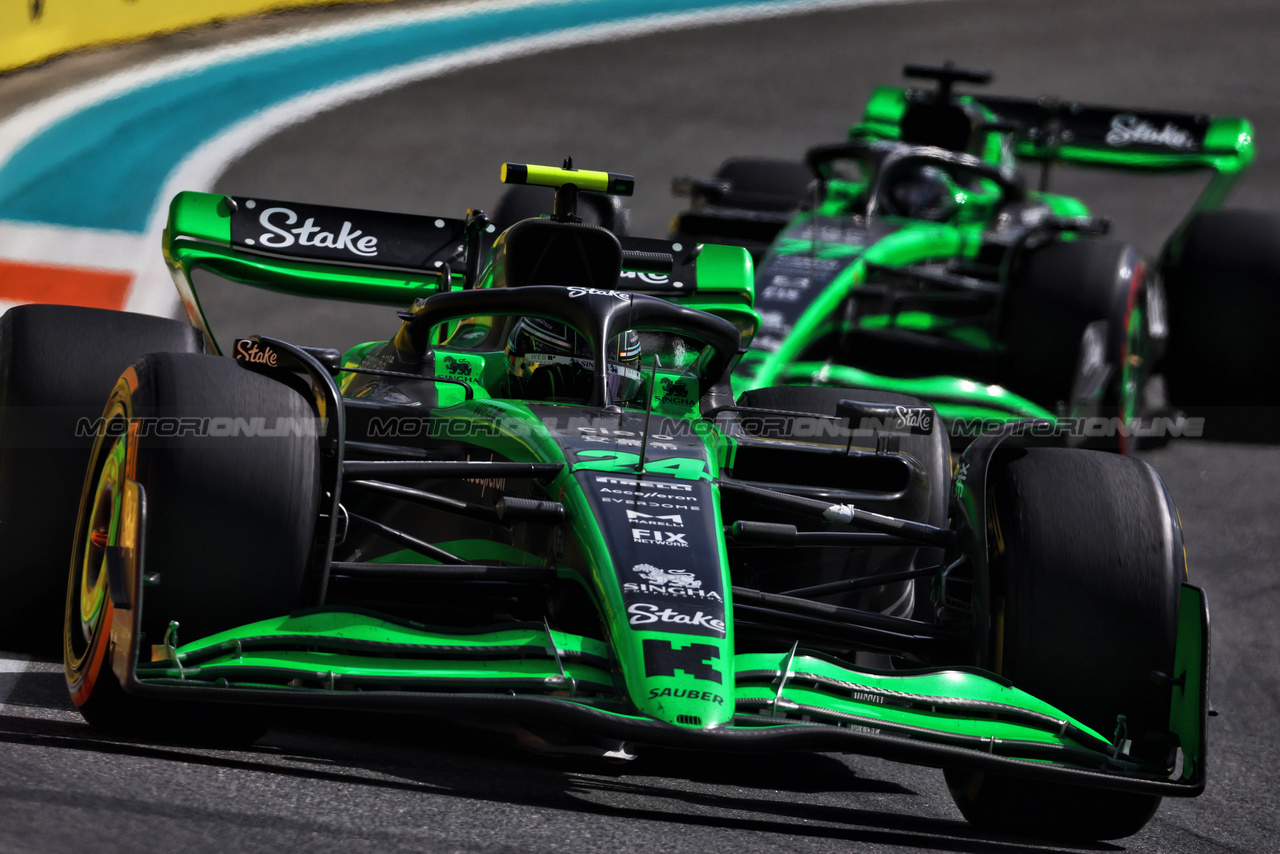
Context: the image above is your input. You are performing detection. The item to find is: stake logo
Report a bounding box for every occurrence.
[1105,115,1196,150]
[234,338,278,367]
[254,206,379,256]
[628,603,725,635]
[894,405,933,433]
[567,287,629,300]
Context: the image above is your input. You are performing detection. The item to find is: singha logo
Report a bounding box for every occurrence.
[442,356,472,376]
[660,377,690,397]
[633,564,701,588]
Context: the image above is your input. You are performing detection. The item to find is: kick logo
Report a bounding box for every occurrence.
[642,639,722,684]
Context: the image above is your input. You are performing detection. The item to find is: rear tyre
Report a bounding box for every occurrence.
[712,157,814,211]
[945,448,1184,840]
[1161,209,1280,439]
[64,353,320,744]
[1003,239,1160,453]
[0,305,202,653]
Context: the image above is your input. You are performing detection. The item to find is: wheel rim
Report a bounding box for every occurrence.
[77,436,123,646]
[65,395,131,699]
[1115,273,1149,455]
[1121,304,1146,419]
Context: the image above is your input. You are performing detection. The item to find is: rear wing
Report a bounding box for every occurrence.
[163,191,756,354]
[859,86,1253,172]
[856,86,1253,213]
[972,94,1254,177]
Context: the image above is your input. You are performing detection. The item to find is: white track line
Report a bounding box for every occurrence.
[0,655,32,715]
[129,0,944,315]
[0,221,149,271]
[0,0,946,316]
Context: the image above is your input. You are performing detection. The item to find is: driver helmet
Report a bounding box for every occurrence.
[886,165,959,222]
[505,316,644,403]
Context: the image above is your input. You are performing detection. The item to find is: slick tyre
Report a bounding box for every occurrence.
[65,353,319,744]
[712,157,814,211]
[945,448,1185,840]
[1161,209,1280,438]
[0,305,202,654]
[1003,239,1161,453]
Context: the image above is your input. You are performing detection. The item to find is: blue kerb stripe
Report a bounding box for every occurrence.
[0,0,810,233]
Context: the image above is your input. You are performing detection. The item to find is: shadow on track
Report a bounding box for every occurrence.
[0,705,1116,854]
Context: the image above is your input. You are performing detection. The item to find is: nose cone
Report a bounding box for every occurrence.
[629,634,733,728]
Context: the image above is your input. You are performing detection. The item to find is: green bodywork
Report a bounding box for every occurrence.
[730,84,1254,430]
[125,184,1207,793]
[146,609,1118,750]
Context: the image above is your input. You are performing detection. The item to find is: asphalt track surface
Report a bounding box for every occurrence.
[3,1,1280,851]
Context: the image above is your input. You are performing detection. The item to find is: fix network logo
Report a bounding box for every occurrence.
[633,529,688,547]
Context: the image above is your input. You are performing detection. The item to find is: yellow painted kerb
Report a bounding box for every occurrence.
[1,0,396,74]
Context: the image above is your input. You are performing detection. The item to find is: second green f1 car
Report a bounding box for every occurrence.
[671,62,1278,448]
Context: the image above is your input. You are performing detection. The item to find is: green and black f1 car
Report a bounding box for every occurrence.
[671,63,1279,448]
[0,162,1208,841]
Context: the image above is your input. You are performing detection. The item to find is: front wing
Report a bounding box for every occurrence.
[107,532,1209,798]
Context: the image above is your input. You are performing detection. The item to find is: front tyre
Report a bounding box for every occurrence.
[65,353,320,743]
[945,448,1184,840]
[0,305,202,653]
